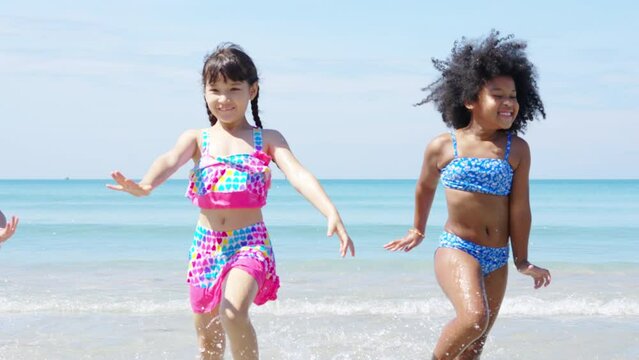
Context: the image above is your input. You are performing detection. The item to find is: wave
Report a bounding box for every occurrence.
[1,296,637,317]
[256,297,639,317]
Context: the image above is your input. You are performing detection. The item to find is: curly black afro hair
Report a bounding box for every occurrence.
[417,30,545,134]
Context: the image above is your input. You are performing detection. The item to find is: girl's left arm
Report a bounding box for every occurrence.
[265,130,355,257]
[509,138,551,288]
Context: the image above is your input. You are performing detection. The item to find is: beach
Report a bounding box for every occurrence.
[1,179,638,359]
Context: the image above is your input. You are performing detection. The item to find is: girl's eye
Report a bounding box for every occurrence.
[231,88,240,91]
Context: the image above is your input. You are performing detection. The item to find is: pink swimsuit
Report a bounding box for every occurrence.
[186,128,271,209]
[185,128,279,313]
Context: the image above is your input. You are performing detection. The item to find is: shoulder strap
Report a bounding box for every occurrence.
[253,128,263,151]
[201,130,211,157]
[504,131,512,160]
[450,130,459,158]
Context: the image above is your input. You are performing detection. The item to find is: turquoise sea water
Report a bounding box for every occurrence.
[1,179,638,359]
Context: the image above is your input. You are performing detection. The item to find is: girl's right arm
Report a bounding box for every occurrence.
[107,130,199,197]
[384,136,444,252]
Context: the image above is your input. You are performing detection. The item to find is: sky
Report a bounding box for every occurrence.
[1,0,638,179]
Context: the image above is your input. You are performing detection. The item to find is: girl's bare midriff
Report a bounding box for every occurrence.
[198,208,264,231]
[444,189,509,247]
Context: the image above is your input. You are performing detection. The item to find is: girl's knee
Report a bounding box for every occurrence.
[219,302,250,327]
[459,308,490,336]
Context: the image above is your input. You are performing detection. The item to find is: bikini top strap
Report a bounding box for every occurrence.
[504,131,512,160]
[450,130,459,158]
[201,130,211,158]
[253,128,263,152]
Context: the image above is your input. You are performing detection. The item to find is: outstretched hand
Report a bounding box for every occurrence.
[327,214,355,257]
[384,231,424,252]
[106,171,152,197]
[0,215,19,243]
[517,261,551,289]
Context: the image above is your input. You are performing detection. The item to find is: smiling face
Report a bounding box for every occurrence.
[466,76,519,130]
[204,78,258,125]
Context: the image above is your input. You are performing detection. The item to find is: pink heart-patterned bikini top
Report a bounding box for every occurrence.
[186,128,271,209]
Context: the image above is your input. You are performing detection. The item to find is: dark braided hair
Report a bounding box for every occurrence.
[202,43,262,128]
[417,30,545,134]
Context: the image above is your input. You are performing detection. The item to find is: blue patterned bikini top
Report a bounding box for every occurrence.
[440,131,513,196]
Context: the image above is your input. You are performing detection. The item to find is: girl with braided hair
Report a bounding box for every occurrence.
[108,43,354,360]
[384,31,551,359]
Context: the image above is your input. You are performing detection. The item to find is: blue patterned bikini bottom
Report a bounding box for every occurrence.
[438,232,509,276]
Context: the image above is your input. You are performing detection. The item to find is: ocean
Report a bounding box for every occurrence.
[1,179,638,359]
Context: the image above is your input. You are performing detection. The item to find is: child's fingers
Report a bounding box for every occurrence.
[106,184,124,191]
[111,172,137,189]
[384,239,405,250]
[382,240,395,249]
[110,171,126,182]
[7,216,18,231]
[2,225,13,237]
[0,217,17,240]
[341,238,355,257]
[4,218,15,234]
[332,225,353,256]
[383,240,399,251]
[339,235,353,257]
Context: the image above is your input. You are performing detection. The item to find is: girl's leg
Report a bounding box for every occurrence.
[220,268,260,360]
[456,265,508,360]
[432,248,490,360]
[193,307,225,360]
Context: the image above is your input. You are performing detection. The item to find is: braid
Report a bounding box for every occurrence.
[251,88,262,128]
[205,101,217,126]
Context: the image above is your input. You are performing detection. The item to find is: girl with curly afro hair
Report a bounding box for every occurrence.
[385,30,551,359]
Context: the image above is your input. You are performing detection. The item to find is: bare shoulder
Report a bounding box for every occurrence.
[177,128,202,143]
[411,131,451,171]
[428,132,452,152]
[260,128,288,146]
[510,134,530,155]
[509,134,531,169]
[182,128,202,138]
[426,132,453,163]
[169,129,201,155]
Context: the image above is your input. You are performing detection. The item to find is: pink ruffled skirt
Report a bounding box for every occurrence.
[186,221,279,313]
